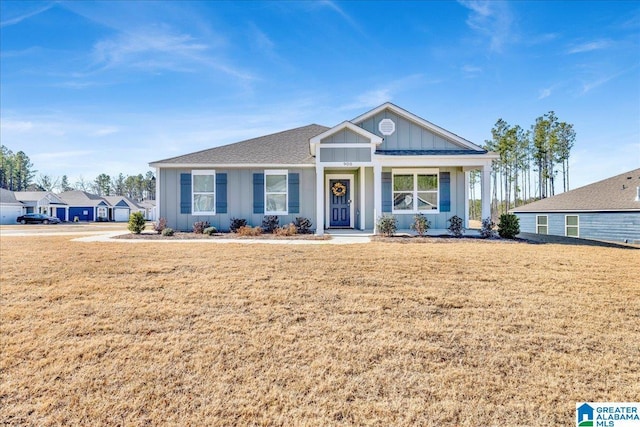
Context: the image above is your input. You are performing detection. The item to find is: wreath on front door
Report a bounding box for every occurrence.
[331,182,347,197]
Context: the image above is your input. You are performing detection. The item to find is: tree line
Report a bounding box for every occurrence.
[470,111,575,219]
[0,145,155,201]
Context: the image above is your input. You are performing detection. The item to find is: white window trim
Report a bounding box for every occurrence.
[565,215,579,237]
[192,170,216,215]
[536,215,548,234]
[265,169,288,215]
[391,168,439,214]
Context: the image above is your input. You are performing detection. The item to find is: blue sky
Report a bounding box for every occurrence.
[1,0,638,190]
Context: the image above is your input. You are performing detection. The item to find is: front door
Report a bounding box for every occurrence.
[329,179,350,227]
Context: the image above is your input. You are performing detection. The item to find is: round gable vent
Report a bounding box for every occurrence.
[378,118,396,136]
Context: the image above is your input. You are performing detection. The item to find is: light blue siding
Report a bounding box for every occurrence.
[380,167,465,230]
[356,110,471,152]
[320,129,370,144]
[161,168,316,232]
[515,212,640,244]
[319,147,371,162]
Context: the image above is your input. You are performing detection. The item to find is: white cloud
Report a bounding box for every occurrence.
[338,74,427,112]
[462,65,482,77]
[538,88,552,99]
[86,25,254,81]
[567,40,612,54]
[458,0,514,52]
[0,2,56,28]
[1,119,34,132]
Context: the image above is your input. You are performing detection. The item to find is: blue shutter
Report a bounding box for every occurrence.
[253,173,264,214]
[216,173,227,214]
[288,173,300,214]
[180,173,191,214]
[440,172,451,212]
[382,172,392,213]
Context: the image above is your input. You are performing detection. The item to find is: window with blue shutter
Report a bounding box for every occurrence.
[216,173,227,214]
[439,172,450,212]
[253,173,264,214]
[180,173,191,214]
[288,173,300,214]
[382,172,392,213]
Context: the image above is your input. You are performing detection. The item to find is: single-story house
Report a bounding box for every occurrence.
[58,190,111,222]
[0,188,25,225]
[150,103,497,235]
[137,200,157,221]
[13,191,68,221]
[511,168,640,244]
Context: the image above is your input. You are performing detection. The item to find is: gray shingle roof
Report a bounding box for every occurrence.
[150,124,329,166]
[58,190,109,207]
[0,188,23,206]
[511,168,640,212]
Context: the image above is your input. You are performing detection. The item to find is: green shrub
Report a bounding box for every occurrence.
[203,226,217,236]
[498,214,520,239]
[193,221,210,234]
[447,215,465,237]
[294,217,313,234]
[410,213,431,236]
[153,217,167,234]
[261,215,279,233]
[128,212,146,234]
[479,217,497,239]
[162,227,174,236]
[229,218,247,233]
[376,215,397,237]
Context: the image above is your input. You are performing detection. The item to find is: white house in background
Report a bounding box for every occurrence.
[137,200,157,221]
[13,191,67,221]
[0,188,25,224]
[150,103,497,235]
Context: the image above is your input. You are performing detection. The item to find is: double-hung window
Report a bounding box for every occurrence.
[565,215,579,237]
[265,170,288,215]
[392,169,439,213]
[536,215,548,234]
[192,170,216,215]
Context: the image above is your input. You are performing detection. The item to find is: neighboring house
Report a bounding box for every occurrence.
[511,168,640,244]
[150,103,497,234]
[13,191,68,221]
[137,200,157,221]
[103,196,149,222]
[0,188,25,225]
[58,190,111,222]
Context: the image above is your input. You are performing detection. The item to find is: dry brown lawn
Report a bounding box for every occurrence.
[1,236,639,426]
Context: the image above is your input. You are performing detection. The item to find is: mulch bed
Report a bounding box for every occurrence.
[114,231,330,240]
[370,234,529,244]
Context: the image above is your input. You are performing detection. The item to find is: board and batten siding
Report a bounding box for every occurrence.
[515,212,640,244]
[356,111,469,152]
[319,147,371,163]
[320,129,370,144]
[380,167,465,230]
[159,168,316,232]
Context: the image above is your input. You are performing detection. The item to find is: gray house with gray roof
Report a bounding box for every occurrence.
[150,103,497,235]
[511,168,640,244]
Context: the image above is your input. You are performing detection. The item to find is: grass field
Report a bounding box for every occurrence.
[1,235,639,425]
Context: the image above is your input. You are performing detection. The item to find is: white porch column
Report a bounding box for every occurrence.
[481,163,492,221]
[155,167,161,221]
[359,166,365,230]
[315,165,325,236]
[373,164,382,234]
[464,170,470,229]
